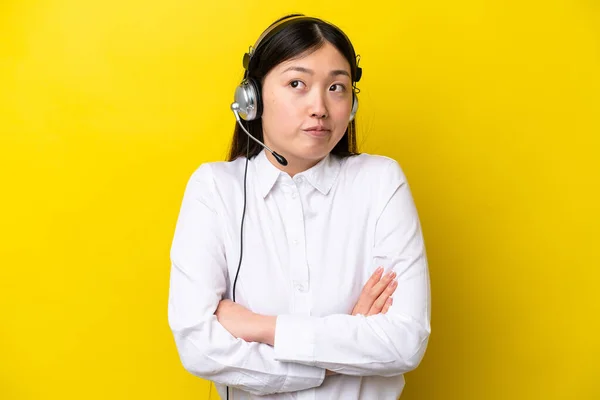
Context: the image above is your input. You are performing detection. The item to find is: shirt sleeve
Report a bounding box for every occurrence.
[168,164,326,395]
[273,159,431,377]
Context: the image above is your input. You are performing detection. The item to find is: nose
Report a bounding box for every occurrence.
[308,90,328,119]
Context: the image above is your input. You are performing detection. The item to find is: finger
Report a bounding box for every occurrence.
[368,271,396,299]
[364,267,384,291]
[355,267,384,305]
[381,297,393,314]
[352,268,392,316]
[369,278,398,314]
[358,271,395,316]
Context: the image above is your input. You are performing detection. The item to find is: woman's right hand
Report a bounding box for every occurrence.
[351,267,397,316]
[326,268,398,378]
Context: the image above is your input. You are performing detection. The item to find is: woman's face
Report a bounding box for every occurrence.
[261,41,353,173]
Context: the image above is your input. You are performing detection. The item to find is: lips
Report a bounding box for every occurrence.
[302,128,331,138]
[303,124,330,131]
[303,125,330,132]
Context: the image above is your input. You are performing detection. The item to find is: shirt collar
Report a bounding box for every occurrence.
[252,149,282,198]
[252,149,341,198]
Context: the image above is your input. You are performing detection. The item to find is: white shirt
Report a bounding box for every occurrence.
[168,149,431,400]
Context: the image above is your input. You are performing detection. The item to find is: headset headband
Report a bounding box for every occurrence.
[242,15,362,82]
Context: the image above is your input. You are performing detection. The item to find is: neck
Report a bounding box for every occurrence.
[264,150,322,177]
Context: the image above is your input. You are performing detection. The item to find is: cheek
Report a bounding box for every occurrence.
[330,107,351,135]
[263,92,300,127]
[262,92,296,140]
[271,100,298,120]
[264,88,294,113]
[332,97,353,118]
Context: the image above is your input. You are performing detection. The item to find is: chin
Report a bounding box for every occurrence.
[276,136,340,163]
[292,147,332,162]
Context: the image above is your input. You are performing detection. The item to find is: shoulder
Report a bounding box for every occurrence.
[337,153,411,215]
[183,157,247,197]
[187,157,247,184]
[340,153,407,184]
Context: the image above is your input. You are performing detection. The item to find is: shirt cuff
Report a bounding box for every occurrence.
[279,361,326,393]
[273,314,318,364]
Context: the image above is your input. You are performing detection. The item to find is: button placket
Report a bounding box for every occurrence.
[286,180,310,314]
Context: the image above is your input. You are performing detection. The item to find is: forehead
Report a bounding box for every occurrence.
[275,42,351,72]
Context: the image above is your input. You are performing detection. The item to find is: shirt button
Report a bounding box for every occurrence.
[295,283,306,292]
[291,192,297,199]
[292,239,299,245]
[295,176,304,184]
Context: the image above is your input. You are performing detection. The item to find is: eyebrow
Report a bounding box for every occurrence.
[281,66,350,78]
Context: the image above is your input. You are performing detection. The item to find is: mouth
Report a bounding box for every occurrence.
[302,127,331,137]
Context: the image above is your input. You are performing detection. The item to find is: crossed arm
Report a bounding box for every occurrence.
[214,266,399,376]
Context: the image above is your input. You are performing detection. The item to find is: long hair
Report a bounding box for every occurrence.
[227,15,360,161]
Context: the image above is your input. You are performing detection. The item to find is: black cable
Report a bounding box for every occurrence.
[233,132,249,304]
[227,126,250,400]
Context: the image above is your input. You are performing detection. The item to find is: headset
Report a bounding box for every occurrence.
[227,15,362,400]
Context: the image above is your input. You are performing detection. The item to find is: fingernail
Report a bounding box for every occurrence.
[387,298,393,304]
[376,267,383,273]
[391,280,398,287]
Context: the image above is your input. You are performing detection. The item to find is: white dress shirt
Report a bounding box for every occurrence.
[168,149,431,399]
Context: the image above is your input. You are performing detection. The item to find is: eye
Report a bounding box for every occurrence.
[289,80,305,89]
[329,84,346,92]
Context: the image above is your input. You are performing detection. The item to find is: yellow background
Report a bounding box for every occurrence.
[1,0,598,399]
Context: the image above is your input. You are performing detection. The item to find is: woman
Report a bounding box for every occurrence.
[168,14,431,399]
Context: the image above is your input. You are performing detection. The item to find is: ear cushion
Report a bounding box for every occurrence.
[249,78,263,120]
[355,66,362,83]
[234,78,263,121]
[349,92,359,122]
